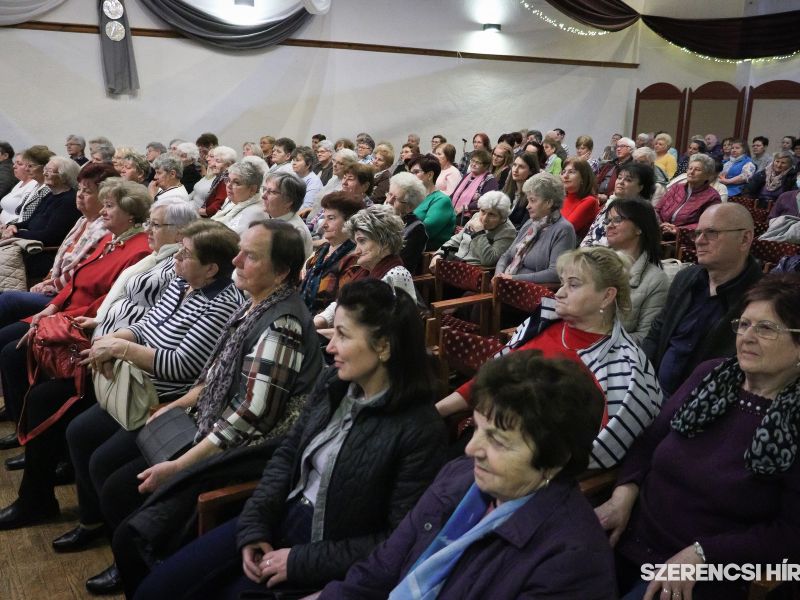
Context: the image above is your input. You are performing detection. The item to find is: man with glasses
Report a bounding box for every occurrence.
[642,203,762,394]
[65,134,88,166]
[595,136,635,205]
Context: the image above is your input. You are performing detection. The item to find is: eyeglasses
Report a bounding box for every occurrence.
[687,228,746,242]
[144,219,175,230]
[603,216,628,227]
[175,246,196,261]
[731,318,800,340]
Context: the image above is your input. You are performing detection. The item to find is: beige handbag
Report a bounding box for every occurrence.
[94,359,158,430]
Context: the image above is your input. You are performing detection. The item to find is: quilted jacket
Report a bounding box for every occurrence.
[236,367,447,588]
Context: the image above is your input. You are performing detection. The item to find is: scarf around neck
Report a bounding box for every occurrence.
[671,357,800,475]
[194,284,294,437]
[504,211,558,275]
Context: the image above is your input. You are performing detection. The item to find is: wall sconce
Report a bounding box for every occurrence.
[482,23,501,33]
[234,0,255,6]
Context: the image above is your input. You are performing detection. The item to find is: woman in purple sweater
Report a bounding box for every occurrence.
[596,273,800,600]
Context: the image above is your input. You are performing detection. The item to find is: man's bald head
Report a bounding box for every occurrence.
[695,203,753,272]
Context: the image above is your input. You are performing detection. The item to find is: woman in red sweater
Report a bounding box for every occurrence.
[560,157,599,240]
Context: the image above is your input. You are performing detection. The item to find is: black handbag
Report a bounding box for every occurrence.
[136,407,198,465]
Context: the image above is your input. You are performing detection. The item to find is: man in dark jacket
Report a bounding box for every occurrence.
[0,141,17,199]
[643,203,761,395]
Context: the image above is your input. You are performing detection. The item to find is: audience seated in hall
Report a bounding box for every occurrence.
[642,203,762,395]
[2,122,797,600]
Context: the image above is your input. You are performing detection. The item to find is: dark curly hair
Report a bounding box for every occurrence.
[473,350,604,477]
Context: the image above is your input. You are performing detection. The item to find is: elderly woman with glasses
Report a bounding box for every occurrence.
[655,153,721,238]
[598,274,800,600]
[211,159,268,235]
[494,173,576,285]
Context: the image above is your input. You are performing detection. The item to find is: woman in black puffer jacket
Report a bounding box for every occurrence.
[132,279,447,599]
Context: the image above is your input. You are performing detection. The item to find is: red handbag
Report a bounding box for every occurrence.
[18,314,90,444]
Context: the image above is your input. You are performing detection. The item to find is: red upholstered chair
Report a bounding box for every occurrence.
[491,277,555,338]
[421,260,494,347]
[751,239,800,272]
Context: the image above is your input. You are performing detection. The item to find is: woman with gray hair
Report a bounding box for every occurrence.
[314,204,417,330]
[655,152,720,237]
[263,171,313,257]
[385,172,428,274]
[744,149,797,204]
[150,154,189,202]
[176,142,202,195]
[211,159,267,235]
[494,172,577,284]
[196,145,238,217]
[430,190,517,271]
[1,155,80,248]
[313,139,335,186]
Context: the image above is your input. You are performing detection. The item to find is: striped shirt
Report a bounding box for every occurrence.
[206,313,306,450]
[505,297,664,469]
[127,277,245,399]
[95,255,176,338]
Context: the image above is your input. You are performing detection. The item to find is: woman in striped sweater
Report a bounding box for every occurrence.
[437,246,664,470]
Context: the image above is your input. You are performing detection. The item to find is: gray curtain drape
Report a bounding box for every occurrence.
[137,0,312,50]
[0,0,66,25]
[98,1,139,95]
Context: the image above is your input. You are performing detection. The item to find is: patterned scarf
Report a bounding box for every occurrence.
[194,284,294,437]
[671,357,800,475]
[763,164,789,192]
[504,211,558,275]
[299,240,355,310]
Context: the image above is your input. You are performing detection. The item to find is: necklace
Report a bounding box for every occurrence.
[561,322,579,351]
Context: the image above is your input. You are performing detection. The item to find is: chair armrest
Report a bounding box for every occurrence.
[430,293,493,314]
[197,480,259,535]
[577,468,617,502]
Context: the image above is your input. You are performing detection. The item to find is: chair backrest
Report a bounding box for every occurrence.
[493,277,555,313]
[435,259,491,297]
[751,239,800,271]
[438,326,503,388]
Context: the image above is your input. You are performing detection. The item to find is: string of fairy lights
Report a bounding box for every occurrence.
[517,0,798,64]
